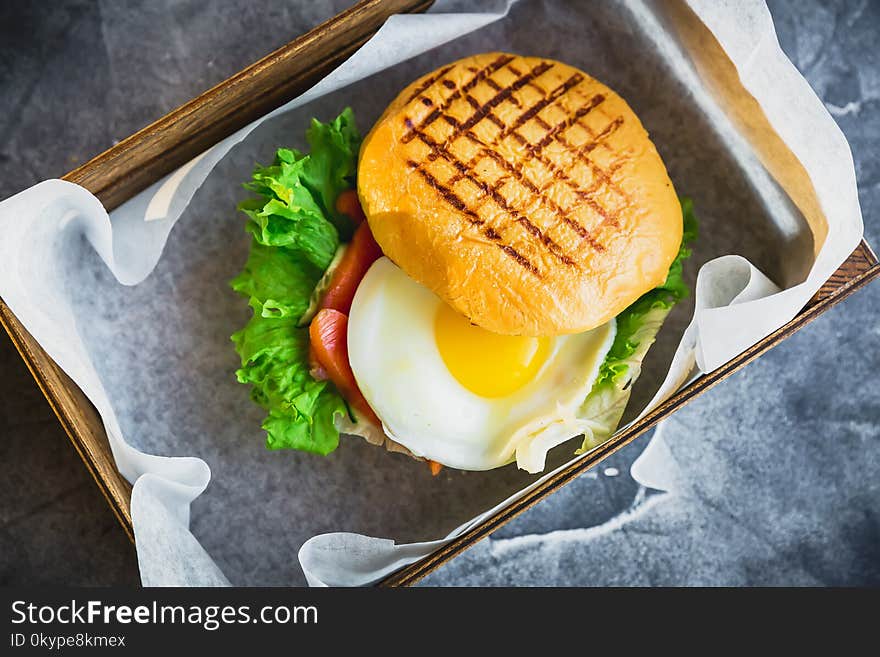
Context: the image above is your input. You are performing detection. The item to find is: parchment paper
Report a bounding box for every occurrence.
[0,0,862,586]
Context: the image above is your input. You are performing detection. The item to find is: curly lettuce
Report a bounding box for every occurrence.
[231,109,360,455]
[576,197,699,453]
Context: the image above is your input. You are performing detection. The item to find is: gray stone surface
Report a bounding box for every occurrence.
[0,0,877,586]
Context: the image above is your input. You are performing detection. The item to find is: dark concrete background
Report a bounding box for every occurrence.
[0,0,877,586]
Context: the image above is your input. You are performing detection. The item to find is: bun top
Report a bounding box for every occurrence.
[358,52,683,336]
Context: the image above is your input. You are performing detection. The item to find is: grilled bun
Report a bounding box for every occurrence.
[358,52,682,336]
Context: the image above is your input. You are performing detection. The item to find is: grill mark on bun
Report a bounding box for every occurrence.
[404,64,455,104]
[485,77,521,106]
[407,160,483,226]
[429,91,611,253]
[515,217,576,265]
[522,77,614,146]
[460,94,509,134]
[493,90,627,231]
[470,83,619,242]
[457,130,607,253]
[501,73,585,138]
[451,155,576,266]
[529,93,605,152]
[445,61,555,141]
[534,115,552,130]
[407,125,576,267]
[401,56,628,264]
[577,186,621,227]
[406,160,541,277]
[442,73,620,249]
[565,117,627,227]
[411,108,608,255]
[474,145,603,253]
[522,94,624,198]
[581,116,625,153]
[500,245,539,275]
[540,126,627,197]
[402,54,515,143]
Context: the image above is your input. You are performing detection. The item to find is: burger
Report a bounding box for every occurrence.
[231,53,697,474]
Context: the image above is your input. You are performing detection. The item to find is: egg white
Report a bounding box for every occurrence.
[347,257,616,472]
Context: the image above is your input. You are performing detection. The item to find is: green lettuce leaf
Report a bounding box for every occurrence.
[577,198,699,453]
[298,108,361,240]
[230,241,322,319]
[231,109,360,454]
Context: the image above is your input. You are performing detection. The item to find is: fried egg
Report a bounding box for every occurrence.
[347,257,616,472]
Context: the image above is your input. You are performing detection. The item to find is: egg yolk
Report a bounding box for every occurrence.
[434,303,551,398]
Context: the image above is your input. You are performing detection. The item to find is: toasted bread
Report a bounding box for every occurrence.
[358,52,682,336]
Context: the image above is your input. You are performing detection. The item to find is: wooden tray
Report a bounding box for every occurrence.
[1,0,877,585]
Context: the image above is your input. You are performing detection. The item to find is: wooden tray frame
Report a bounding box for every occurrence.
[0,0,876,585]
